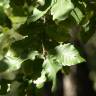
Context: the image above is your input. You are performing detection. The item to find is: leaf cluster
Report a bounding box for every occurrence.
[0,0,96,95]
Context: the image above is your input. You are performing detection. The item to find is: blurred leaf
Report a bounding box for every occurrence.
[71,7,84,24]
[10,0,25,7]
[51,0,74,21]
[37,0,45,6]
[9,16,27,29]
[0,28,27,60]
[0,0,10,8]
[43,55,62,91]
[33,70,46,89]
[0,79,8,95]
[81,11,93,26]
[0,49,24,80]
[27,6,50,23]
[42,43,85,91]
[8,81,21,96]
[0,33,10,60]
[0,61,8,72]
[0,6,12,28]
[0,0,93,95]
[46,24,70,42]
[5,49,24,71]
[28,51,39,60]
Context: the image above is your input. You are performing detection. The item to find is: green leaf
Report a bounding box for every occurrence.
[51,0,74,21]
[0,33,10,60]
[27,6,50,23]
[41,43,85,91]
[33,70,46,89]
[8,81,21,96]
[37,0,45,6]
[9,16,27,29]
[0,79,8,95]
[71,7,84,24]
[0,28,26,60]
[21,57,43,80]
[0,6,12,28]
[43,55,62,91]
[5,49,24,71]
[0,61,8,72]
[10,0,25,7]
[0,0,10,8]
[0,49,24,80]
[55,43,85,66]
[46,24,70,42]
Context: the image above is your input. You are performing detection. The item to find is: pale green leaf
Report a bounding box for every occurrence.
[33,70,46,89]
[0,33,10,60]
[5,49,24,71]
[71,7,84,24]
[0,49,24,80]
[9,16,27,29]
[55,43,85,66]
[51,0,74,21]
[27,6,50,23]
[43,55,62,91]
[0,29,27,60]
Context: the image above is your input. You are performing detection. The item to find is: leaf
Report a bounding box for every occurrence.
[28,51,39,60]
[5,49,24,71]
[0,6,12,28]
[55,43,85,66]
[9,16,27,29]
[0,0,10,8]
[21,57,43,80]
[0,60,8,72]
[71,7,84,24]
[8,81,21,96]
[27,6,50,23]
[37,0,45,6]
[0,79,8,95]
[0,49,24,80]
[33,70,46,89]
[41,43,85,91]
[0,33,10,60]
[0,29,27,60]
[51,0,74,21]
[10,0,25,7]
[43,55,62,91]
[46,24,70,42]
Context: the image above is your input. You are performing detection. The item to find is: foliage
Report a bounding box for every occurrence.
[0,0,96,95]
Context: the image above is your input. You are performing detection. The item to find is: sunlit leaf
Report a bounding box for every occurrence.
[0,49,24,80]
[0,0,93,95]
[27,6,50,23]
[71,7,84,24]
[0,6,12,28]
[55,43,85,66]
[51,0,74,21]
[0,33,10,60]
[9,16,27,29]
[43,55,62,91]
[0,28,27,60]
[33,70,46,88]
